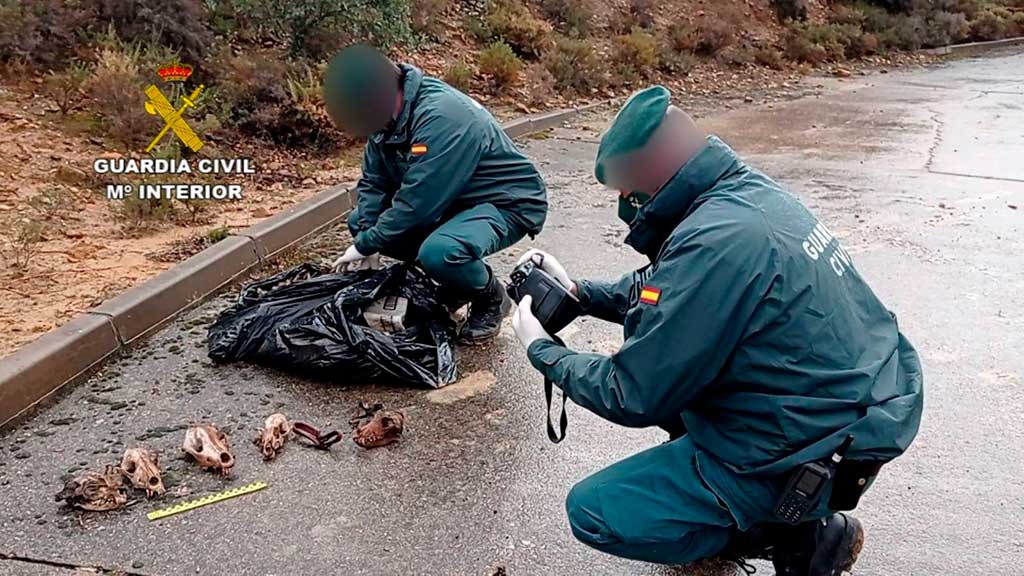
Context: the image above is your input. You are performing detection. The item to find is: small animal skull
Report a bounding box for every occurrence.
[353,410,405,449]
[253,413,290,461]
[120,447,165,497]
[55,465,127,511]
[183,424,234,476]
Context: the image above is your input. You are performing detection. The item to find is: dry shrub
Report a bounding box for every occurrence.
[523,63,556,107]
[83,44,154,148]
[543,35,605,94]
[411,0,448,38]
[968,8,1009,41]
[626,0,656,30]
[723,45,757,67]
[44,62,90,115]
[754,46,785,69]
[211,52,337,148]
[658,42,698,74]
[611,29,658,85]
[771,0,809,22]
[478,41,522,90]
[94,0,213,64]
[694,16,735,55]
[486,0,552,59]
[782,23,830,63]
[541,0,593,36]
[443,61,475,92]
[0,0,92,67]
[1011,12,1024,37]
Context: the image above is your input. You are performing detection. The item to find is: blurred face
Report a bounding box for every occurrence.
[324,46,401,138]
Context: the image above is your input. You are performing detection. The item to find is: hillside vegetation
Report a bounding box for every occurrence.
[2,0,1022,154]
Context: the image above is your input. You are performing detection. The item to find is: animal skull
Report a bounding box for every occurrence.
[353,409,405,449]
[120,447,165,497]
[253,413,290,461]
[55,465,127,511]
[183,424,234,476]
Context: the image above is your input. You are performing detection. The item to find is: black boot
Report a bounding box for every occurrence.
[721,513,864,576]
[721,524,778,574]
[773,514,865,576]
[460,269,512,344]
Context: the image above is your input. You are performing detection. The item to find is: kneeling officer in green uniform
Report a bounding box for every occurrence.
[511,86,923,575]
[323,45,548,342]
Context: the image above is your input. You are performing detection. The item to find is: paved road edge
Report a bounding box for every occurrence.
[0,100,613,429]
[920,36,1024,56]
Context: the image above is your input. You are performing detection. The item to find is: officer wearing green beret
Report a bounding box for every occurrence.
[323,45,548,342]
[511,86,924,575]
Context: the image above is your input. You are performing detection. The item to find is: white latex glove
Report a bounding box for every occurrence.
[516,249,575,293]
[512,295,553,350]
[332,245,370,272]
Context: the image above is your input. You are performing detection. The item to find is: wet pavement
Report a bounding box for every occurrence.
[2,50,1023,575]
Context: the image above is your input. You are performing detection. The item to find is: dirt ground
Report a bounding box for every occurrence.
[0,82,361,356]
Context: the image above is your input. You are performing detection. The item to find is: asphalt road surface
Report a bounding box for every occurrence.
[1,50,1022,576]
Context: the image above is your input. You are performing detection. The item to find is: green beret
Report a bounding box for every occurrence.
[594,85,671,185]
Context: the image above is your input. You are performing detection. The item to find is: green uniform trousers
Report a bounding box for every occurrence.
[566,436,735,565]
[348,202,526,294]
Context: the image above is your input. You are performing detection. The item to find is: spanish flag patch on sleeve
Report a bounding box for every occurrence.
[639,286,661,305]
[410,143,428,156]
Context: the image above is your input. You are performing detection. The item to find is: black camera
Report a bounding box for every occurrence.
[507,258,581,334]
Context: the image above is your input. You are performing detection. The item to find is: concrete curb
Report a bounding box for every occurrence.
[920,36,1024,56]
[0,102,611,429]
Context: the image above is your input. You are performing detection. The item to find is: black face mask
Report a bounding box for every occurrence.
[617,191,652,225]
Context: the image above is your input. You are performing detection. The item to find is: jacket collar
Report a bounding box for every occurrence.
[371,64,423,146]
[624,136,742,259]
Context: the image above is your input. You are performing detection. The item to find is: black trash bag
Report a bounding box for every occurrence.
[207,263,457,388]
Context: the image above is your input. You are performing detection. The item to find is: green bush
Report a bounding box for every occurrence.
[443,61,474,92]
[478,41,522,90]
[611,29,658,84]
[485,0,552,59]
[541,0,593,36]
[543,35,605,94]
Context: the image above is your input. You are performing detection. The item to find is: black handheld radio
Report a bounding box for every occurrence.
[774,435,854,524]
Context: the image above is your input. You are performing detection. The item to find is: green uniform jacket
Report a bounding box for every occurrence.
[351,65,547,256]
[527,136,924,529]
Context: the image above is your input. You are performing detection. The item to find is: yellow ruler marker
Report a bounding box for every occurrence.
[147,481,267,521]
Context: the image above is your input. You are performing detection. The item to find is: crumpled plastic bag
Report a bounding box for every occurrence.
[207,263,457,388]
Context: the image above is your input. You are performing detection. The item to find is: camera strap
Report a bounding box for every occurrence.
[545,335,569,443]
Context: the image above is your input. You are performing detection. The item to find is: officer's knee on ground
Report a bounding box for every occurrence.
[565,480,617,549]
